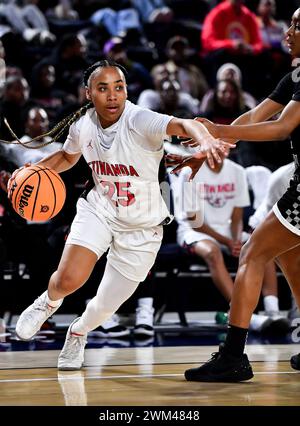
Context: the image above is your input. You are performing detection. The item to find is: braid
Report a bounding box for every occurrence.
[0,60,127,150]
[1,102,93,149]
[51,102,92,142]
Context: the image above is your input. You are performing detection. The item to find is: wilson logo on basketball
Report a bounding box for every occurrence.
[18,184,34,216]
[8,180,17,202]
[40,205,49,213]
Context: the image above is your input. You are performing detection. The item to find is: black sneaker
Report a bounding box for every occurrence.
[290,353,300,370]
[88,324,130,338]
[185,349,254,382]
[133,324,154,337]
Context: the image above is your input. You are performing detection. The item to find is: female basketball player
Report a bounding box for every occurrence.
[8,60,232,370]
[181,8,300,382]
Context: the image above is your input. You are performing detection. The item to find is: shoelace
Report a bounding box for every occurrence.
[210,351,220,361]
[136,307,153,321]
[61,334,86,359]
[26,296,53,320]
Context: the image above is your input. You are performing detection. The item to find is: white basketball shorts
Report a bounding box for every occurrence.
[65,198,163,282]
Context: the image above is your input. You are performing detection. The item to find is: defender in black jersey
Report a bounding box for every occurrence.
[181,7,300,382]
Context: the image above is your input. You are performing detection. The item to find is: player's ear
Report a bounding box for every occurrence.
[85,87,91,101]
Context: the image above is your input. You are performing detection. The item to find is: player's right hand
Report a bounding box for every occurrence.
[7,163,31,196]
[165,153,207,180]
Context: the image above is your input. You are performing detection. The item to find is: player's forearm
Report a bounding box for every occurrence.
[230,220,243,241]
[181,119,214,142]
[231,110,256,126]
[216,120,288,142]
[192,221,229,245]
[167,118,214,142]
[229,101,284,141]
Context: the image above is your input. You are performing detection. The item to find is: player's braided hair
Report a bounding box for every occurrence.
[0,60,127,149]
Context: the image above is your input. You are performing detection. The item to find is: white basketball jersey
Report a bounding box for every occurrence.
[63,101,173,231]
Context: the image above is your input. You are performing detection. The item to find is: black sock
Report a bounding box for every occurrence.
[223,324,248,357]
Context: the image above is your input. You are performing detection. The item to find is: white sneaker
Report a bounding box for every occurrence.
[249,313,270,332]
[15,291,62,341]
[250,312,289,335]
[264,310,290,334]
[133,306,154,337]
[58,318,87,371]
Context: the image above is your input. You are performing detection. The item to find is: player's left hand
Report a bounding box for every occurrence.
[165,153,207,180]
[0,170,11,193]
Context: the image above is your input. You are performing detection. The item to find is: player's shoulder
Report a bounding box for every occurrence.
[125,100,149,117]
[224,158,246,173]
[69,107,96,133]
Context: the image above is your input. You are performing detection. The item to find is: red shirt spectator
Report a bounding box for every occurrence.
[201,0,264,56]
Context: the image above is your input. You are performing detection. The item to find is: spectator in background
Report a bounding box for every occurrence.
[0,75,34,140]
[201,63,257,112]
[90,4,142,38]
[201,0,263,59]
[138,67,200,115]
[130,0,173,24]
[174,156,289,333]
[30,61,67,122]
[152,36,209,102]
[156,79,195,118]
[47,0,79,21]
[256,0,290,87]
[103,36,153,103]
[201,0,265,95]
[200,79,249,125]
[0,0,56,45]
[201,76,291,170]
[2,107,62,167]
[257,0,288,52]
[46,33,89,96]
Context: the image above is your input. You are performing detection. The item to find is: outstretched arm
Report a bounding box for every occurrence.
[166,98,284,177]
[196,98,294,142]
[231,98,284,127]
[166,117,235,168]
[185,98,285,145]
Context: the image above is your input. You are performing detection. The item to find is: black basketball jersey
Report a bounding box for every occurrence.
[268,71,300,169]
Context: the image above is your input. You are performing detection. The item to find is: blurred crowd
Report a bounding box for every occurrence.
[0,0,299,338]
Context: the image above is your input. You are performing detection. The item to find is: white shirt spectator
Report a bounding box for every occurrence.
[249,162,295,229]
[175,159,250,245]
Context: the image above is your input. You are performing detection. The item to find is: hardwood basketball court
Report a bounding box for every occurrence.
[1,344,300,406]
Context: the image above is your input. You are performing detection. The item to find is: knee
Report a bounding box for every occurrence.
[52,270,83,294]
[205,246,223,267]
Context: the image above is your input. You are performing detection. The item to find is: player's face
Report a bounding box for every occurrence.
[86,66,127,128]
[286,9,300,57]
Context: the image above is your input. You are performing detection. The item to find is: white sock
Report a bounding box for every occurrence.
[263,295,279,313]
[45,291,63,308]
[249,313,269,331]
[137,297,153,309]
[72,263,139,335]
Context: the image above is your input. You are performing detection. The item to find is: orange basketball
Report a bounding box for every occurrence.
[9,165,66,221]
